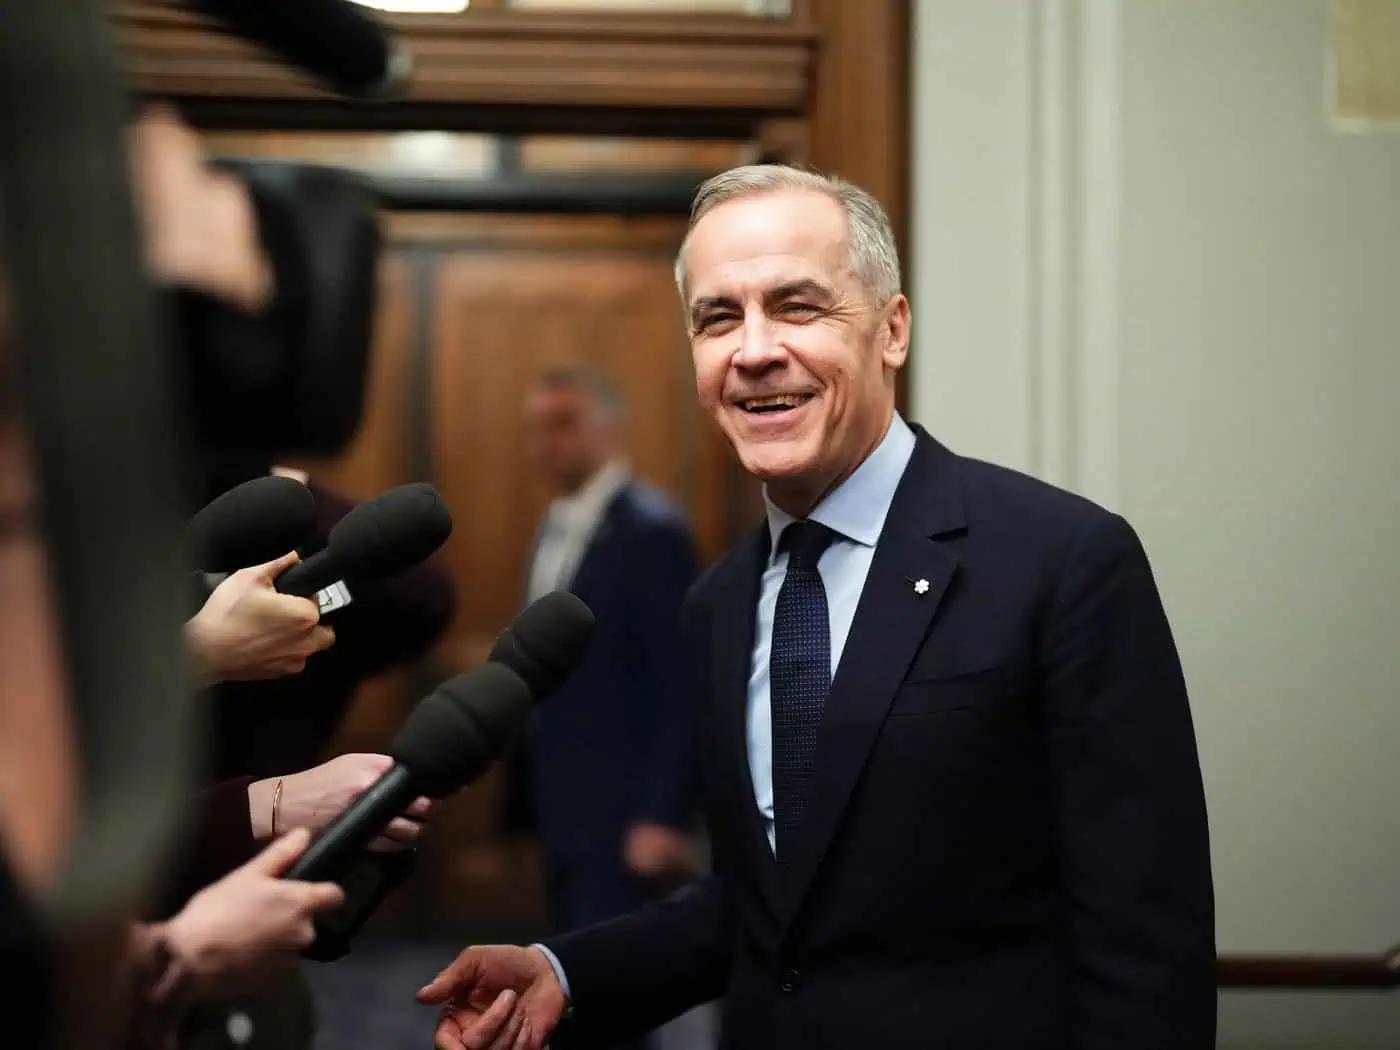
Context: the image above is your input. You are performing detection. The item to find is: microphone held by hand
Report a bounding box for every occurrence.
[185,475,316,573]
[274,481,451,598]
[285,663,531,883]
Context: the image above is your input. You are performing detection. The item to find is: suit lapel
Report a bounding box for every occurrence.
[711,526,784,920]
[782,431,966,919]
[567,486,630,594]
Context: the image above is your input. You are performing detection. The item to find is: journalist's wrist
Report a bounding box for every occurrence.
[181,614,222,686]
[247,779,276,840]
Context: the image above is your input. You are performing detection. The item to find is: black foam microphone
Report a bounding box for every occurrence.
[488,591,597,701]
[286,663,532,883]
[274,482,451,598]
[298,594,596,958]
[185,476,317,572]
[191,0,413,99]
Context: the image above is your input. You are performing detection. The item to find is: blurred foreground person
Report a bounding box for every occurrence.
[516,366,699,948]
[0,322,345,1050]
[422,166,1216,1050]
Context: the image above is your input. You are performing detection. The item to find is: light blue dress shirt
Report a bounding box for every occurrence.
[749,412,916,852]
[536,412,917,996]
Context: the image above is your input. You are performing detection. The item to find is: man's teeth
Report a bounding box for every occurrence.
[741,394,812,412]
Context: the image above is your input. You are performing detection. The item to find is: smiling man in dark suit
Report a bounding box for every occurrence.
[420,165,1216,1050]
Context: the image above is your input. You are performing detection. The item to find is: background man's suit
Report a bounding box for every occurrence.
[546,425,1216,1050]
[522,478,699,931]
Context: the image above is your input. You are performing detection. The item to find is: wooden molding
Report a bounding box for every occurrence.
[112,2,816,131]
[803,0,910,411]
[1217,949,1400,989]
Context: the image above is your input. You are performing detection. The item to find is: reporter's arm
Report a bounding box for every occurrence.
[156,828,344,999]
[130,829,344,1047]
[184,551,334,685]
[247,753,432,850]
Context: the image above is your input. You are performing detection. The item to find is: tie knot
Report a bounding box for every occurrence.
[780,520,836,570]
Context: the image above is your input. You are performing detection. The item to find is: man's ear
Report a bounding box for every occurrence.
[880,294,911,373]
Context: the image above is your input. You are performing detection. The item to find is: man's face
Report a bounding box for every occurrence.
[523,384,608,494]
[683,190,909,510]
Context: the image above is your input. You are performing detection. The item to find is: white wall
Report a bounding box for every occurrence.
[911,2,1400,1046]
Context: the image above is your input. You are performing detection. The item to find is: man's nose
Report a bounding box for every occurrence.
[732,312,787,372]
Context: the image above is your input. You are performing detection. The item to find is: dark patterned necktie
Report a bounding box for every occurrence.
[771,519,837,862]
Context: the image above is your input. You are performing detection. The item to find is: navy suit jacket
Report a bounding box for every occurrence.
[548,428,1216,1050]
[527,481,700,864]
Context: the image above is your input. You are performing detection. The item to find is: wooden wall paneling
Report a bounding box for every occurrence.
[112,2,816,134]
[804,0,909,247]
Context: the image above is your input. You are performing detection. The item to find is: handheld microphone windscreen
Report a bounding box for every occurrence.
[328,482,452,579]
[273,482,449,596]
[488,591,596,701]
[390,663,533,798]
[192,0,413,99]
[185,475,316,571]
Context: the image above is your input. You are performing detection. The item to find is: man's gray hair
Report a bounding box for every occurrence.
[674,164,902,306]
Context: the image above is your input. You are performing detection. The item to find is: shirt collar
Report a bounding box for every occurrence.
[552,461,629,524]
[764,412,916,561]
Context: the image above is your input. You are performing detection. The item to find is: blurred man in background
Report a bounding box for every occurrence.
[513,366,700,1048]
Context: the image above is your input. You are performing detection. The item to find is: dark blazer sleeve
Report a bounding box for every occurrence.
[545,873,733,1048]
[624,515,700,828]
[1041,513,1216,1048]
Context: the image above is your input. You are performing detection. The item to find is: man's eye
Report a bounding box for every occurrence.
[700,314,739,332]
[779,303,819,319]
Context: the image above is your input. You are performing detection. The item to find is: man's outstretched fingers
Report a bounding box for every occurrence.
[482,1000,525,1050]
[418,950,477,1004]
[461,989,516,1050]
[434,1010,465,1050]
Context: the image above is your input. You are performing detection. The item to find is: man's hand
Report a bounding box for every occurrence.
[184,551,334,684]
[162,828,345,997]
[248,754,432,849]
[623,822,695,881]
[417,945,565,1050]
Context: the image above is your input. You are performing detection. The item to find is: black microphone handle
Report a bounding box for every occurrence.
[285,764,416,882]
[274,548,339,597]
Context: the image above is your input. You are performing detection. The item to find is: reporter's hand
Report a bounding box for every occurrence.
[417,945,564,1050]
[184,551,333,684]
[623,822,694,881]
[163,828,344,997]
[248,754,433,850]
[129,105,273,313]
